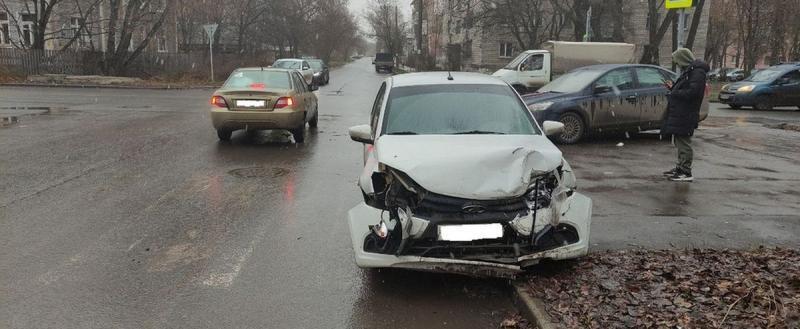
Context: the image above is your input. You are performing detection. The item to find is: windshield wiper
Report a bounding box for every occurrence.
[387,131,419,135]
[453,130,506,135]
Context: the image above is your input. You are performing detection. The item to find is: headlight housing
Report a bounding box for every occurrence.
[737,85,755,93]
[528,101,553,112]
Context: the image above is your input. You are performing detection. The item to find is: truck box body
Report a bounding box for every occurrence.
[492,41,636,92]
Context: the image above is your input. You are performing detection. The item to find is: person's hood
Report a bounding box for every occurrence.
[374,135,563,200]
[689,60,710,74]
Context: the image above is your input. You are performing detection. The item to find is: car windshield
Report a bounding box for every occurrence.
[308,61,323,70]
[503,52,529,70]
[273,60,301,69]
[383,84,539,135]
[538,69,605,93]
[222,70,290,89]
[746,69,783,82]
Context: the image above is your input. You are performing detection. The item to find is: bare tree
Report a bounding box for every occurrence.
[103,0,174,75]
[734,0,769,72]
[639,0,676,64]
[364,0,408,56]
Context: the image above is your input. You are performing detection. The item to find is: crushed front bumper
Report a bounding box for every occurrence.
[347,192,592,277]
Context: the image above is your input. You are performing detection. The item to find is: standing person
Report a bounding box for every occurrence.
[662,48,709,182]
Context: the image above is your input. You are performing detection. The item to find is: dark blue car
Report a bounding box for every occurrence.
[718,63,800,110]
[523,64,709,144]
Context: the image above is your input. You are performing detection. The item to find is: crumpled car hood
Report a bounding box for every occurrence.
[375,135,563,200]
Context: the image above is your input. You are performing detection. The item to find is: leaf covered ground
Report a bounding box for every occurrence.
[524,248,800,328]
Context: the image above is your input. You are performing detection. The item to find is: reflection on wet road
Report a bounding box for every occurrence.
[0,59,514,328]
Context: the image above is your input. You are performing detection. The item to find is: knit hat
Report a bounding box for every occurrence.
[672,48,695,68]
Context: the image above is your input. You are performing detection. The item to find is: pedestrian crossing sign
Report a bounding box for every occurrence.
[665,0,693,9]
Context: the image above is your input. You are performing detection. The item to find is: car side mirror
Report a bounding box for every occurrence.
[303,66,310,70]
[593,85,612,94]
[542,121,565,136]
[349,125,373,144]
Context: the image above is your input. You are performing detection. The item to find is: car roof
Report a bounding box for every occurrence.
[275,58,304,62]
[390,72,508,87]
[767,63,800,71]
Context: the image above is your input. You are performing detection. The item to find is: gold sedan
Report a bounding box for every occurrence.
[210,68,319,142]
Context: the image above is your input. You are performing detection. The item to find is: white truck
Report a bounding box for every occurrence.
[492,41,636,92]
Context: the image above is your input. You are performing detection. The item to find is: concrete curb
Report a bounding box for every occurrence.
[0,82,219,90]
[512,281,562,329]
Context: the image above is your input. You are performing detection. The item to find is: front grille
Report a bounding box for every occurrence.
[412,191,529,223]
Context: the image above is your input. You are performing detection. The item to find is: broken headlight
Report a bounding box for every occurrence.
[525,171,558,211]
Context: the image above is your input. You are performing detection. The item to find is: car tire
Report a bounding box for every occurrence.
[754,97,773,111]
[325,75,329,85]
[729,104,741,110]
[309,109,318,128]
[217,129,232,141]
[291,125,305,143]
[556,112,585,144]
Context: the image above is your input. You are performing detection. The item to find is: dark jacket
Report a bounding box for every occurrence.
[662,59,709,136]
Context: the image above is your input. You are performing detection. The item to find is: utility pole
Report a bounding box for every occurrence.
[677,8,686,48]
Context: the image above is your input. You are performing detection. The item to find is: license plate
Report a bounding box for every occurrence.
[719,94,731,100]
[438,223,504,241]
[236,100,266,108]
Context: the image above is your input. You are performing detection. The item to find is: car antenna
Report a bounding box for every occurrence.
[447,71,454,81]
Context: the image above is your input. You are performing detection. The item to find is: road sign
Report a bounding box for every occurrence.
[203,24,218,40]
[665,0,693,9]
[203,24,218,82]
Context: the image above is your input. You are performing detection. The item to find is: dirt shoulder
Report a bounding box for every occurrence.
[520,248,799,328]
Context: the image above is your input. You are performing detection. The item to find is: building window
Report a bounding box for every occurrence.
[157,35,167,52]
[0,12,9,45]
[499,42,513,58]
[21,13,35,46]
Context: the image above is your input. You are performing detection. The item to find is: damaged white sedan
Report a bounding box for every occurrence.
[347,72,592,277]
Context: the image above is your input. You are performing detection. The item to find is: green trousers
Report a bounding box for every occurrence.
[674,135,693,173]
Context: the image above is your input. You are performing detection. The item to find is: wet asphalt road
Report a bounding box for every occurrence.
[1,59,514,329]
[3,59,800,328]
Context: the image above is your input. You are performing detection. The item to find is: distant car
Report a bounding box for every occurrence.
[523,64,710,144]
[210,68,319,142]
[726,69,746,81]
[272,59,314,85]
[719,63,800,110]
[373,53,394,73]
[708,67,733,81]
[307,59,330,85]
[346,72,592,277]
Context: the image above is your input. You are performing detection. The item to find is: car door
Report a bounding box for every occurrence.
[634,66,672,129]
[518,53,548,89]
[773,70,800,106]
[590,68,639,129]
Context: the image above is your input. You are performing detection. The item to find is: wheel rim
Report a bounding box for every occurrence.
[560,115,582,142]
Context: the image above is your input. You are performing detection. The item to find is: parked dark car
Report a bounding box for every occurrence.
[523,64,709,144]
[726,69,746,82]
[718,63,800,110]
[307,59,330,85]
[373,53,394,73]
[708,67,733,81]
